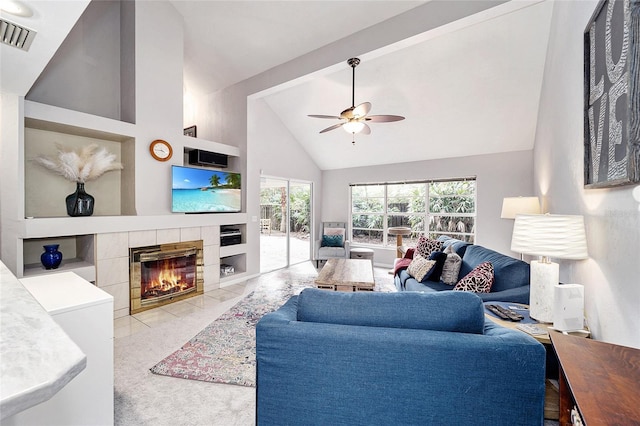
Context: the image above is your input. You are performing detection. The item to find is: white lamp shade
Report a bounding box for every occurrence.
[500,197,540,219]
[511,214,588,260]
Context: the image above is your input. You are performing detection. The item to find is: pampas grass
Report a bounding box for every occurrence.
[34,143,123,183]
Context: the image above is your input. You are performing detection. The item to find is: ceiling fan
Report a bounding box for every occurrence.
[308,57,405,143]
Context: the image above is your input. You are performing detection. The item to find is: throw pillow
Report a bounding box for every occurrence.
[440,244,462,285]
[425,251,447,282]
[406,254,437,282]
[453,261,495,293]
[416,235,443,258]
[324,227,345,237]
[321,234,343,247]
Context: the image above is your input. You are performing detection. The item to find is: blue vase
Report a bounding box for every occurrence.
[41,244,63,269]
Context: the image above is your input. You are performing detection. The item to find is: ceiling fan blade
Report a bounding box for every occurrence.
[365,114,405,122]
[360,123,371,135]
[340,107,355,119]
[308,114,342,120]
[352,102,371,118]
[319,123,345,133]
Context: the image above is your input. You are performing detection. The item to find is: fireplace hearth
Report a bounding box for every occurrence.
[129,240,204,314]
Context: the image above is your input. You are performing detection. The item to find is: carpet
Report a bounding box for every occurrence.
[150,266,396,387]
[149,272,314,386]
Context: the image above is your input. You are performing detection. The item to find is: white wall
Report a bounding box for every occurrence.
[533,0,640,348]
[322,150,535,266]
[247,98,323,272]
[26,1,124,121]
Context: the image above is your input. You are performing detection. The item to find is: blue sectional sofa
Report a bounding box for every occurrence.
[256,289,546,426]
[395,237,531,304]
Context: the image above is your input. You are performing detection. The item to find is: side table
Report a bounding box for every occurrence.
[350,247,374,262]
[550,331,640,425]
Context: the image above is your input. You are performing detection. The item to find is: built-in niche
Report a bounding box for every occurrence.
[23,234,95,279]
[24,119,135,218]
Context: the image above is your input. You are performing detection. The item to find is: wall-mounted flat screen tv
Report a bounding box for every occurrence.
[172,165,241,213]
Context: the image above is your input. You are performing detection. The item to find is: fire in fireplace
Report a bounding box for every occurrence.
[130,240,203,315]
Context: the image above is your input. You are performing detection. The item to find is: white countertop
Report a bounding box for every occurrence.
[0,262,87,420]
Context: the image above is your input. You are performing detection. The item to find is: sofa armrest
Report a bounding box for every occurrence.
[256,299,546,426]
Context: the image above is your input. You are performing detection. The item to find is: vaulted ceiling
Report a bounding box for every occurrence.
[172,0,554,170]
[2,0,554,171]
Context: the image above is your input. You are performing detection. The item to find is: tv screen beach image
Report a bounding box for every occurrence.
[172,166,241,213]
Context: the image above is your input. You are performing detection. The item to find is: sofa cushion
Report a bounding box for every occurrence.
[438,235,472,257]
[296,288,485,334]
[416,235,443,258]
[441,244,463,285]
[459,245,530,293]
[454,261,494,293]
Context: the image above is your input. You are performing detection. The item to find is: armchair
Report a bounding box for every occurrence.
[314,222,350,267]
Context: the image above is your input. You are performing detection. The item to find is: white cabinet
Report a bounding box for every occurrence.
[9,273,114,426]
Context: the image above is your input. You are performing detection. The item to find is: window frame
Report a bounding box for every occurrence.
[349,177,476,248]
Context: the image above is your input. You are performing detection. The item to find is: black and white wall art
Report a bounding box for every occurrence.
[584,0,640,188]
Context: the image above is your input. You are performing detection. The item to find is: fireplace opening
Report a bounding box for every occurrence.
[130,241,204,315]
[140,247,197,305]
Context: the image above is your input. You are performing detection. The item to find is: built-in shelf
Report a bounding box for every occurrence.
[220,243,247,257]
[220,252,246,284]
[21,213,247,239]
[23,260,95,283]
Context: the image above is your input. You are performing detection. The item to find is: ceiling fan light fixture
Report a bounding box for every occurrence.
[343,121,365,134]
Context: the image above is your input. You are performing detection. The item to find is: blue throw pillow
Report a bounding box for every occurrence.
[321,234,343,247]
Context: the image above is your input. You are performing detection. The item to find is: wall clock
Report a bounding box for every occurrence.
[149,139,173,162]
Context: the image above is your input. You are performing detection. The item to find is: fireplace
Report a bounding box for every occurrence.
[129,240,204,315]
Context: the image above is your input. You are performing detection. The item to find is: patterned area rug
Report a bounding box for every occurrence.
[150,265,396,387]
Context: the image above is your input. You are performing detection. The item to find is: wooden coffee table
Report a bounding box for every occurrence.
[315,258,375,292]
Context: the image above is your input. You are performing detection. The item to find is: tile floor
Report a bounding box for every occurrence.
[114,283,250,339]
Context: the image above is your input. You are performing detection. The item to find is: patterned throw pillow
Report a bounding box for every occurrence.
[416,235,443,258]
[321,234,343,247]
[440,244,462,285]
[407,254,437,282]
[453,261,494,293]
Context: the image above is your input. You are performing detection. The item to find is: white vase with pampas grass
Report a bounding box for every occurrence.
[34,143,124,216]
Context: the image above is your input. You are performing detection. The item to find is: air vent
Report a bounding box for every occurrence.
[0,18,36,51]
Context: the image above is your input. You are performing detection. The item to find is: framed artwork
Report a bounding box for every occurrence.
[584,0,639,188]
[184,125,197,138]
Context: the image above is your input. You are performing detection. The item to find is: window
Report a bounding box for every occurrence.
[350,178,476,248]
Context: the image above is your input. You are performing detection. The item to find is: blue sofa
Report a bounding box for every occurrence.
[395,237,531,304]
[256,289,546,426]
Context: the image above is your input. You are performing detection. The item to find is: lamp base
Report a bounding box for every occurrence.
[529,260,558,323]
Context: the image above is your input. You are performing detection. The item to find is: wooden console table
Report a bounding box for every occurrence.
[550,331,640,425]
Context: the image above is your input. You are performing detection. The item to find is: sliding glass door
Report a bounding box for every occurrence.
[260,177,312,272]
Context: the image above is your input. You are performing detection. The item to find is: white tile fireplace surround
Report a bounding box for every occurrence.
[97,227,219,319]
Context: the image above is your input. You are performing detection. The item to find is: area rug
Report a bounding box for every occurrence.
[149,271,315,387]
[150,266,396,387]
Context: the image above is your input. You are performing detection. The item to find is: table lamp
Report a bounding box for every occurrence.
[510,214,588,323]
[388,227,411,258]
[500,197,541,219]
